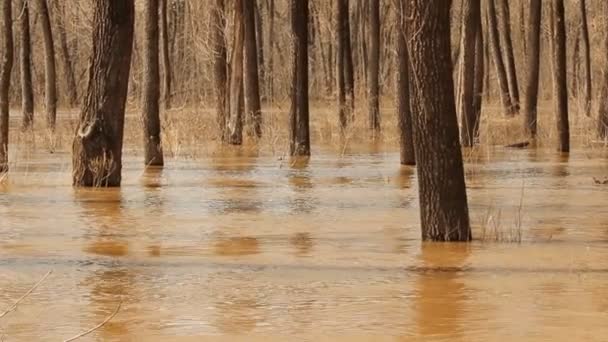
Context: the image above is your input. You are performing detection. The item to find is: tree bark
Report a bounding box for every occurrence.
[458,0,481,147]
[396,0,414,166]
[336,0,354,128]
[289,0,310,156]
[598,2,608,139]
[486,0,514,116]
[368,0,380,133]
[160,0,172,109]
[141,0,163,166]
[72,0,135,187]
[523,0,541,138]
[254,1,265,99]
[497,0,520,113]
[0,0,13,173]
[52,0,78,107]
[579,0,591,116]
[406,0,471,241]
[243,0,262,138]
[19,0,34,129]
[472,18,484,141]
[35,0,57,129]
[551,0,569,152]
[212,0,228,140]
[267,0,274,102]
[227,0,244,145]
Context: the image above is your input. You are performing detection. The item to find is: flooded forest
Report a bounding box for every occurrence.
[1,0,608,340]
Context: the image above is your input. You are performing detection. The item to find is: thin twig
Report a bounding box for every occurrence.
[0,270,52,319]
[63,301,122,342]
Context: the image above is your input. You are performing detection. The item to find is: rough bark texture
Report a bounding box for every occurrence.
[141,0,164,166]
[458,0,481,147]
[227,0,244,145]
[497,0,520,113]
[289,0,310,156]
[551,0,569,152]
[579,0,591,116]
[0,0,13,173]
[160,0,172,109]
[523,0,542,138]
[36,0,57,129]
[406,0,471,241]
[598,2,608,139]
[396,0,414,166]
[72,0,134,187]
[212,0,228,140]
[53,0,78,107]
[486,0,514,116]
[368,0,380,133]
[243,0,262,138]
[19,0,34,129]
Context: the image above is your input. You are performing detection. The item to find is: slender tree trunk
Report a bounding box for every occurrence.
[396,0,414,166]
[486,0,514,116]
[141,0,163,166]
[267,0,275,103]
[597,3,608,139]
[227,0,245,145]
[0,0,13,173]
[72,0,134,187]
[571,29,580,99]
[212,0,228,140]
[368,0,380,133]
[523,0,541,138]
[254,1,265,99]
[551,0,569,152]
[337,0,354,128]
[407,0,471,241]
[52,0,78,107]
[243,0,262,138]
[19,0,34,129]
[289,0,310,156]
[472,18,484,141]
[579,0,591,116]
[36,0,57,129]
[458,0,481,147]
[160,0,172,109]
[497,0,520,113]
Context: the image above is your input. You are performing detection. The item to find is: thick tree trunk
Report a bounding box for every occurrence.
[458,0,481,147]
[336,0,354,128]
[141,0,163,166]
[36,0,57,130]
[52,0,78,107]
[160,0,172,109]
[289,0,310,156]
[396,0,414,166]
[486,0,514,116]
[579,0,591,116]
[551,0,569,152]
[19,0,34,129]
[523,0,541,138]
[243,0,262,138]
[227,0,244,145]
[598,3,608,139]
[72,0,134,187]
[212,0,228,140]
[406,0,471,241]
[368,0,380,133]
[497,0,520,113]
[0,0,13,173]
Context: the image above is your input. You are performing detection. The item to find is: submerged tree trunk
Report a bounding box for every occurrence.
[36,0,57,129]
[458,0,481,147]
[19,0,34,129]
[407,0,471,241]
[0,0,13,173]
[243,0,262,138]
[551,0,569,152]
[396,0,414,166]
[368,0,380,133]
[212,0,227,139]
[72,0,135,187]
[141,0,163,166]
[53,0,78,107]
[289,0,310,156]
[227,0,245,145]
[579,0,591,116]
[486,0,514,116]
[497,0,520,113]
[523,0,542,138]
[160,0,172,109]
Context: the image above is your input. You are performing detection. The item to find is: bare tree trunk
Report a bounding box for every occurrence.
[407,0,471,241]
[254,1,265,99]
[472,18,484,141]
[336,0,354,128]
[52,0,78,107]
[212,0,228,140]
[458,0,481,147]
[579,0,591,116]
[368,0,380,133]
[523,0,541,138]
[497,0,520,113]
[396,0,414,166]
[19,0,34,129]
[141,0,163,166]
[160,0,172,109]
[0,0,13,173]
[551,0,569,152]
[72,0,134,187]
[243,0,262,138]
[289,0,310,156]
[227,0,245,145]
[598,2,608,139]
[486,0,514,116]
[35,0,57,129]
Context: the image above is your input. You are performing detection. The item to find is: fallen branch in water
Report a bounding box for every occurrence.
[63,301,122,342]
[0,270,52,319]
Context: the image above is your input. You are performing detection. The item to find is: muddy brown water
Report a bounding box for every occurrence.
[1,144,608,341]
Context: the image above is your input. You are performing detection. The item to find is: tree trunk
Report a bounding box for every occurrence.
[497,0,520,113]
[52,0,78,107]
[212,0,228,140]
[35,0,57,129]
[19,0,34,129]
[406,0,471,241]
[368,0,380,133]
[141,0,163,166]
[254,1,265,99]
[243,0,262,138]
[160,0,172,109]
[396,0,414,166]
[336,0,354,128]
[0,0,13,173]
[598,3,608,139]
[267,0,274,102]
[579,0,591,116]
[289,0,310,156]
[458,0,481,147]
[551,0,569,152]
[72,0,135,187]
[472,18,484,141]
[523,0,541,138]
[486,0,514,116]
[227,0,244,145]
